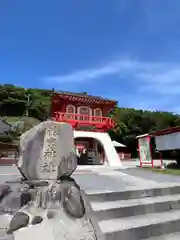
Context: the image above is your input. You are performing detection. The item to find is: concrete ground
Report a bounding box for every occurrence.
[1,161,180,240]
[1,164,180,240]
[0,162,180,189]
[0,161,135,185]
[74,168,180,193]
[0,166,19,184]
[0,158,174,184]
[117,168,180,183]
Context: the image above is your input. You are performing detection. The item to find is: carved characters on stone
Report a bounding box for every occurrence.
[0,120,96,240]
[18,121,77,180]
[40,124,58,173]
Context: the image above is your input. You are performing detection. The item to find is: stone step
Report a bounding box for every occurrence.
[0,235,14,240]
[98,209,180,240]
[86,185,180,202]
[90,194,180,220]
[143,232,180,239]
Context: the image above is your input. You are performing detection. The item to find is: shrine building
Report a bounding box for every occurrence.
[52,91,122,166]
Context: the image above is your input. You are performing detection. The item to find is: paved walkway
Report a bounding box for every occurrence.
[74,166,180,193]
[117,168,180,183]
[1,166,180,193]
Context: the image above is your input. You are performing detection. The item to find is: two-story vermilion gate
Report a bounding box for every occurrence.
[51,91,122,166]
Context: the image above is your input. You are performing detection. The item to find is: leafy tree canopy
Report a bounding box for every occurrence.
[1,84,180,156]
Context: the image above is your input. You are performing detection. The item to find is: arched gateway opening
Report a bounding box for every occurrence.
[75,137,106,165]
[52,91,122,166]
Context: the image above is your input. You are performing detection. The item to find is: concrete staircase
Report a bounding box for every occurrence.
[84,185,180,240]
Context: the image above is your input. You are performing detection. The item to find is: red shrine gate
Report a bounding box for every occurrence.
[51,91,117,132]
[51,91,122,166]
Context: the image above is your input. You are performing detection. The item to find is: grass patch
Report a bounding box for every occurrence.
[3,116,21,123]
[142,167,180,175]
[3,116,39,124]
[3,116,31,123]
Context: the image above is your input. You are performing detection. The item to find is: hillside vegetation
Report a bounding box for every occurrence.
[0,84,53,120]
[1,84,180,156]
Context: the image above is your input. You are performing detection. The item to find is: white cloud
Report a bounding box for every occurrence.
[44,59,180,89]
[113,92,173,112]
[137,68,180,94]
[44,59,140,83]
[44,58,180,113]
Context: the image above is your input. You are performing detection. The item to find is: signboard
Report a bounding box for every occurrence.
[155,132,180,151]
[138,137,153,167]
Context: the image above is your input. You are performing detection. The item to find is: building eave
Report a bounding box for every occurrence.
[52,91,118,105]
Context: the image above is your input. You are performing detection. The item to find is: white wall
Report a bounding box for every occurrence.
[74,131,122,167]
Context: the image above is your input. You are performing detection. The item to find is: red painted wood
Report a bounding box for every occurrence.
[53,112,115,131]
[51,93,117,132]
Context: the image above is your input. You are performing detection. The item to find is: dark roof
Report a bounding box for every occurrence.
[137,126,180,138]
[53,90,117,104]
[150,126,180,136]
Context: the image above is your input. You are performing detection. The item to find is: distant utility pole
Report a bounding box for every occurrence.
[0,102,4,117]
[25,93,30,117]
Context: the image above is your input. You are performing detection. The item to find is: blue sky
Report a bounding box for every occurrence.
[1,0,180,112]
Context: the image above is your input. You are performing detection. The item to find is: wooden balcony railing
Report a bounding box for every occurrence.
[52,112,115,130]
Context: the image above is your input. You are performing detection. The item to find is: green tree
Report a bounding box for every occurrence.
[1,84,180,157]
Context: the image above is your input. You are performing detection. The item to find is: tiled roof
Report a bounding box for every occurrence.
[54,90,117,103]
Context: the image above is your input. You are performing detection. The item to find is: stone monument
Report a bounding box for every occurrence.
[0,121,96,240]
[18,121,77,180]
